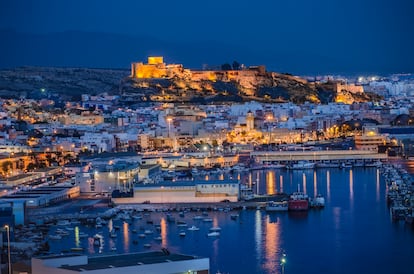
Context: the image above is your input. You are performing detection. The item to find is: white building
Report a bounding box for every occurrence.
[32,251,209,274]
[112,179,240,204]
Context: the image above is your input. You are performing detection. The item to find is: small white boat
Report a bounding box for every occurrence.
[209,226,221,232]
[265,201,289,212]
[179,231,186,237]
[203,218,213,222]
[56,220,71,226]
[49,235,62,240]
[187,225,200,231]
[207,231,220,237]
[144,230,154,235]
[144,243,151,248]
[177,221,187,227]
[310,194,325,208]
[193,215,203,220]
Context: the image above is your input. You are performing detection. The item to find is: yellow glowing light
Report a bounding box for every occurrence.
[148,56,164,65]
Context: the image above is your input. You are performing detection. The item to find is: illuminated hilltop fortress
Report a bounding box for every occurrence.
[130,56,267,92]
[129,56,367,104]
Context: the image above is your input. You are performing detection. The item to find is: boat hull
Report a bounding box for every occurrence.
[265,201,288,212]
[288,200,309,211]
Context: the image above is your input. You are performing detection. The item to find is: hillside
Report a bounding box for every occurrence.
[0,66,381,104]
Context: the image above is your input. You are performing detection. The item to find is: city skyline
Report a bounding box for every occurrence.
[1,0,414,74]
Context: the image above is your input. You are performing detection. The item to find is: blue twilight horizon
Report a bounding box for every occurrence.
[0,0,413,75]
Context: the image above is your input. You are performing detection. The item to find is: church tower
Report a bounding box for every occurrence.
[246,110,255,131]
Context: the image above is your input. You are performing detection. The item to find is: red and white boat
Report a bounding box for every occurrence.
[288,185,309,211]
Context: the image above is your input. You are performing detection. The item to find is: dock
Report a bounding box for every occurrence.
[251,150,387,164]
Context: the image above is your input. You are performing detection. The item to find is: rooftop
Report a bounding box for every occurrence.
[59,251,198,271]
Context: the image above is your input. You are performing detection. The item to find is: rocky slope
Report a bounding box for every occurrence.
[0,67,381,104]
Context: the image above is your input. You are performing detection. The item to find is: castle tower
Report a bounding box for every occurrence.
[246,110,255,131]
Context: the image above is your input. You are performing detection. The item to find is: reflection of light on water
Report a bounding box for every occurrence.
[333,207,341,230]
[160,218,167,246]
[313,170,317,196]
[266,170,275,195]
[123,222,129,252]
[237,173,241,180]
[376,168,380,202]
[219,173,224,180]
[87,237,95,254]
[75,226,80,247]
[212,217,219,258]
[302,173,307,194]
[349,169,354,204]
[108,219,113,231]
[263,215,281,273]
[205,175,209,181]
[255,210,262,263]
[327,170,330,199]
[280,175,283,193]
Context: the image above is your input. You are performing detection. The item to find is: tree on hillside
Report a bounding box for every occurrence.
[221,63,232,71]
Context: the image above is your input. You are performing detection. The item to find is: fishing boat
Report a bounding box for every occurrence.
[179,231,186,237]
[288,185,309,211]
[265,201,289,212]
[310,194,325,208]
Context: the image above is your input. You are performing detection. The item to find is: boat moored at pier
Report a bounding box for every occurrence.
[265,201,288,212]
[288,185,309,211]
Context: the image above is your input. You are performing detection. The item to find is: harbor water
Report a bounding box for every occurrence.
[47,167,414,274]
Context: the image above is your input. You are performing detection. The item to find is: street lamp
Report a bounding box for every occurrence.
[4,225,11,274]
[280,253,287,274]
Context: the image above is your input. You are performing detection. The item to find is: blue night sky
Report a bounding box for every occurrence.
[0,0,413,75]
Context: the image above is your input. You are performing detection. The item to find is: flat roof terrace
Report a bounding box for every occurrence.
[60,251,200,271]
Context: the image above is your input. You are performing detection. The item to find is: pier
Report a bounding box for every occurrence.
[251,150,387,164]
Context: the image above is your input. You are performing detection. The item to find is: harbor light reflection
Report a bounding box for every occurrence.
[266,170,276,195]
[263,215,281,273]
[254,210,263,265]
[123,221,129,252]
[279,175,284,193]
[327,170,331,199]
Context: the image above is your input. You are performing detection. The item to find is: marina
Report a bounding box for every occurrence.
[8,165,414,274]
